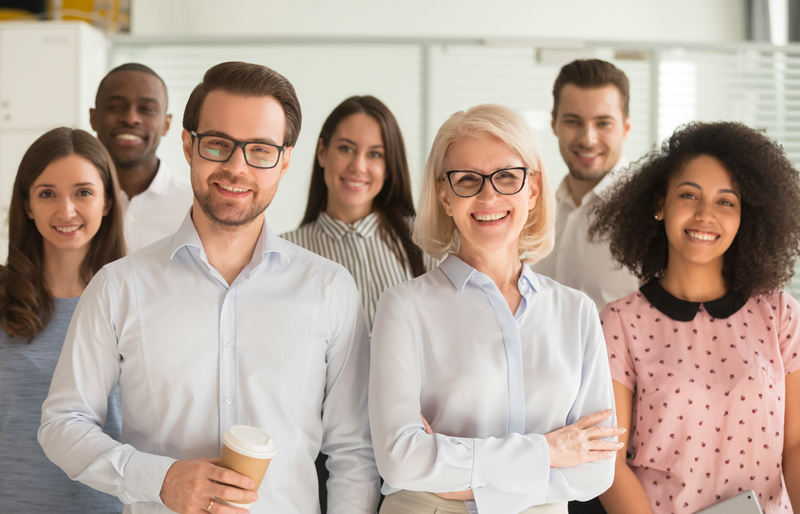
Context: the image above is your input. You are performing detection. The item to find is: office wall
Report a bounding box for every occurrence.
[130,0,746,43]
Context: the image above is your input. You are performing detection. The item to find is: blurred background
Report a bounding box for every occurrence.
[0,0,796,286]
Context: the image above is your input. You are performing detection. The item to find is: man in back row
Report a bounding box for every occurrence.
[40,61,380,514]
[91,63,193,252]
[533,58,639,312]
[534,59,640,514]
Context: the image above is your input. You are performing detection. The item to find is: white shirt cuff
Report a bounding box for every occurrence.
[120,451,178,505]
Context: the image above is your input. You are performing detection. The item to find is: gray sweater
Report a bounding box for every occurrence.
[0,296,123,511]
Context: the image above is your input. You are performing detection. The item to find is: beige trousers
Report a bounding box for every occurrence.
[379,490,568,514]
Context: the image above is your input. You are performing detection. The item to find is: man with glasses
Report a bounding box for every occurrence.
[40,62,379,514]
[532,59,639,312]
[91,63,193,252]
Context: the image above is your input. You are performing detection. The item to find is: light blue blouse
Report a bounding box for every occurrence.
[369,255,616,514]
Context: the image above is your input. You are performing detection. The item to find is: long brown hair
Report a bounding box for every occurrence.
[301,95,425,277]
[0,128,126,340]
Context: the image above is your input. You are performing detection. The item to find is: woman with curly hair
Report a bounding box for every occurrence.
[590,121,800,513]
[0,127,125,511]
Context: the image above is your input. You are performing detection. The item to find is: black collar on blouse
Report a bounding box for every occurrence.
[639,279,747,322]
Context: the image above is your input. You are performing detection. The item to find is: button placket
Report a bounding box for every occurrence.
[219,288,239,437]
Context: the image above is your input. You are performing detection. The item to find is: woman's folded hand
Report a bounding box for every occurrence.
[544,409,625,468]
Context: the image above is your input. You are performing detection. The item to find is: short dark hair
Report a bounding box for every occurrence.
[95,62,168,108]
[589,121,800,298]
[300,95,425,277]
[552,59,630,119]
[182,62,302,147]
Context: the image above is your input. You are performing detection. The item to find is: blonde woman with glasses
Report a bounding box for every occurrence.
[369,104,623,514]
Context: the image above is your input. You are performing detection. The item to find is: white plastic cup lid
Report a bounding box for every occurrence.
[223,425,277,459]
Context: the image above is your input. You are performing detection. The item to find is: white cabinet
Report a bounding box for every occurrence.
[0,22,107,264]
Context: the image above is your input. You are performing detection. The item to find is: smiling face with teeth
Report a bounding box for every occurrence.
[438,134,539,262]
[90,70,170,172]
[656,154,741,276]
[551,84,630,190]
[318,112,386,223]
[26,154,110,258]
[183,90,291,230]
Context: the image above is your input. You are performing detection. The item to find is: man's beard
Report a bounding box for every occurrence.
[567,165,612,183]
[191,170,273,229]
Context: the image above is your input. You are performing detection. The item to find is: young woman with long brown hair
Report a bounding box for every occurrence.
[282,95,437,328]
[0,127,126,511]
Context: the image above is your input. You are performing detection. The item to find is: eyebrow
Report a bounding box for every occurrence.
[201,129,281,146]
[561,113,617,122]
[677,181,741,198]
[336,137,384,149]
[105,95,160,105]
[34,182,97,189]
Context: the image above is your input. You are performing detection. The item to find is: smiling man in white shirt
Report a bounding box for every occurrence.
[40,62,379,514]
[91,63,193,252]
[532,59,639,312]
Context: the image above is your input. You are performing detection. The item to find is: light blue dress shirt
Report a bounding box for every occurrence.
[369,255,615,514]
[39,212,380,514]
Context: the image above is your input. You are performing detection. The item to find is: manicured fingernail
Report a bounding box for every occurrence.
[616,442,624,447]
[620,428,627,432]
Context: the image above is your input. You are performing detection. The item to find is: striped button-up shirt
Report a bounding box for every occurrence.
[282,212,438,328]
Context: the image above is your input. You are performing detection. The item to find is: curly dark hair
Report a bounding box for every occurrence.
[589,121,800,298]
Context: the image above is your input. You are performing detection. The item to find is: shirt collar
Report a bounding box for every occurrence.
[316,211,380,240]
[169,210,291,268]
[439,254,540,296]
[555,157,629,206]
[592,157,629,198]
[639,279,747,322]
[145,160,173,196]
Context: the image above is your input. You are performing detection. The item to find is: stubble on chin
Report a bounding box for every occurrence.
[566,163,614,183]
[191,172,277,231]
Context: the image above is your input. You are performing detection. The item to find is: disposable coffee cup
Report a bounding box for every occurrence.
[215,425,277,509]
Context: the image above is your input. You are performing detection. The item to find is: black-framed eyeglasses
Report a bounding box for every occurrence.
[444,167,530,198]
[190,131,285,169]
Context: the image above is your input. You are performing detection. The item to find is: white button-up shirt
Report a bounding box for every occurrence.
[120,161,194,252]
[369,255,615,514]
[532,160,639,311]
[39,212,379,514]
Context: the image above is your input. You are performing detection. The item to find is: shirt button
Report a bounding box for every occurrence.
[225,343,232,351]
[226,397,233,405]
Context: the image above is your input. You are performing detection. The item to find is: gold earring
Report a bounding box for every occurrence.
[654,215,660,221]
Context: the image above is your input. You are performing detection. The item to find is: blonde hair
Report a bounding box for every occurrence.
[413,104,555,263]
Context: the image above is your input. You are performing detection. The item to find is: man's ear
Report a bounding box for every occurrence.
[181,129,193,165]
[622,115,631,142]
[89,107,97,132]
[163,113,172,136]
[278,147,293,181]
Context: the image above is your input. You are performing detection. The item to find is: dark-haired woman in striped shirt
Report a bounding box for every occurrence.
[282,95,437,329]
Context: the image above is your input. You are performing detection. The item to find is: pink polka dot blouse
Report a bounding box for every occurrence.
[600,281,800,513]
